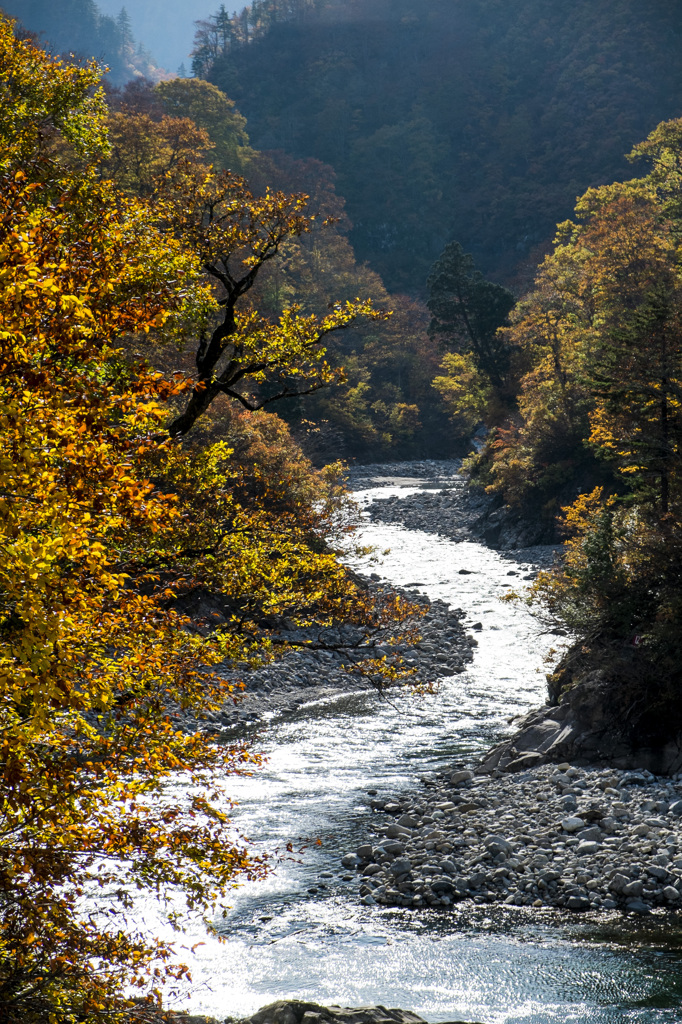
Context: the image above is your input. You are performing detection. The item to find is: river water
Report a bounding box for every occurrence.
[158,483,682,1023]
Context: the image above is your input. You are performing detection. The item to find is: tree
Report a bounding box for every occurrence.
[0,19,416,1019]
[579,193,682,514]
[0,13,108,178]
[155,76,250,172]
[426,241,515,389]
[156,162,386,437]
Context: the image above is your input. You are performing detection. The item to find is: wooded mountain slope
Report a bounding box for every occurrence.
[201,0,682,291]
[2,0,163,83]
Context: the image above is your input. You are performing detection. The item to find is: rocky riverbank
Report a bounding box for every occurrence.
[350,460,556,550]
[343,761,682,916]
[190,584,475,738]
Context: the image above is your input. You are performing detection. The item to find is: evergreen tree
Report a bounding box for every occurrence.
[427,241,515,387]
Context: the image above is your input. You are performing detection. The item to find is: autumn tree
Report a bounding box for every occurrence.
[0,19,418,1021]
[155,162,386,437]
[155,76,251,171]
[579,191,682,514]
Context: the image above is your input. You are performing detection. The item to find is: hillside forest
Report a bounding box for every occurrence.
[2,0,682,1019]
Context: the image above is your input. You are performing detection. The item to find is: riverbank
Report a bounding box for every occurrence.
[349,462,682,918]
[200,584,475,737]
[344,761,682,916]
[349,460,556,550]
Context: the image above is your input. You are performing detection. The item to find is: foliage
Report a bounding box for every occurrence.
[495,118,682,675]
[155,77,251,172]
[0,19,419,1021]
[97,77,390,442]
[432,352,492,434]
[0,14,108,175]
[103,109,213,195]
[157,157,388,437]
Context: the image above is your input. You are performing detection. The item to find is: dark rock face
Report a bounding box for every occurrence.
[233,1001,483,1024]
[479,663,682,777]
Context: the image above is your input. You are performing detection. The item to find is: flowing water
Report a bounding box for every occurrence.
[152,482,682,1022]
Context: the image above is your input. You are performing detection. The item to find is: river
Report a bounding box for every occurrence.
[154,480,682,1023]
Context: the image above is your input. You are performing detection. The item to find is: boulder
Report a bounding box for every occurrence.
[477,654,682,777]
[237,1003,431,1024]
[389,858,412,876]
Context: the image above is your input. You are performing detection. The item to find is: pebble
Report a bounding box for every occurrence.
[341,763,682,915]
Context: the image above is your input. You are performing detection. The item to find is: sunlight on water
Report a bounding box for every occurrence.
[129,483,682,1022]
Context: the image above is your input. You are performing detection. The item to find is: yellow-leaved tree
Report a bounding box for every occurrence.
[0,18,417,1022]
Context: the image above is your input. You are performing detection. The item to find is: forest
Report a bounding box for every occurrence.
[2,0,682,1019]
[196,0,682,290]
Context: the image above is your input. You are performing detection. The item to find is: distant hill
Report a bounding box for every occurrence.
[95,0,216,75]
[3,0,166,83]
[199,0,682,292]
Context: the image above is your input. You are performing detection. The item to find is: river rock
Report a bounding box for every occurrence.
[390,858,412,876]
[236,1001,440,1024]
[625,899,651,914]
[386,824,411,838]
[561,816,585,833]
[352,759,682,915]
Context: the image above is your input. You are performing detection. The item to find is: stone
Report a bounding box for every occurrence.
[647,865,669,881]
[625,898,651,914]
[621,773,649,787]
[622,880,644,897]
[484,834,512,856]
[389,858,412,876]
[386,824,411,839]
[341,854,359,868]
[450,770,474,785]
[567,895,591,910]
[576,841,600,856]
[240,1002,430,1024]
[668,801,682,816]
[632,824,650,837]
[562,816,585,833]
[663,886,680,901]
[577,826,602,842]
[609,873,630,894]
[505,752,545,772]
[362,864,382,877]
[397,814,417,828]
[356,844,373,860]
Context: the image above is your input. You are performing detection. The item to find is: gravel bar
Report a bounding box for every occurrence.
[343,762,682,916]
